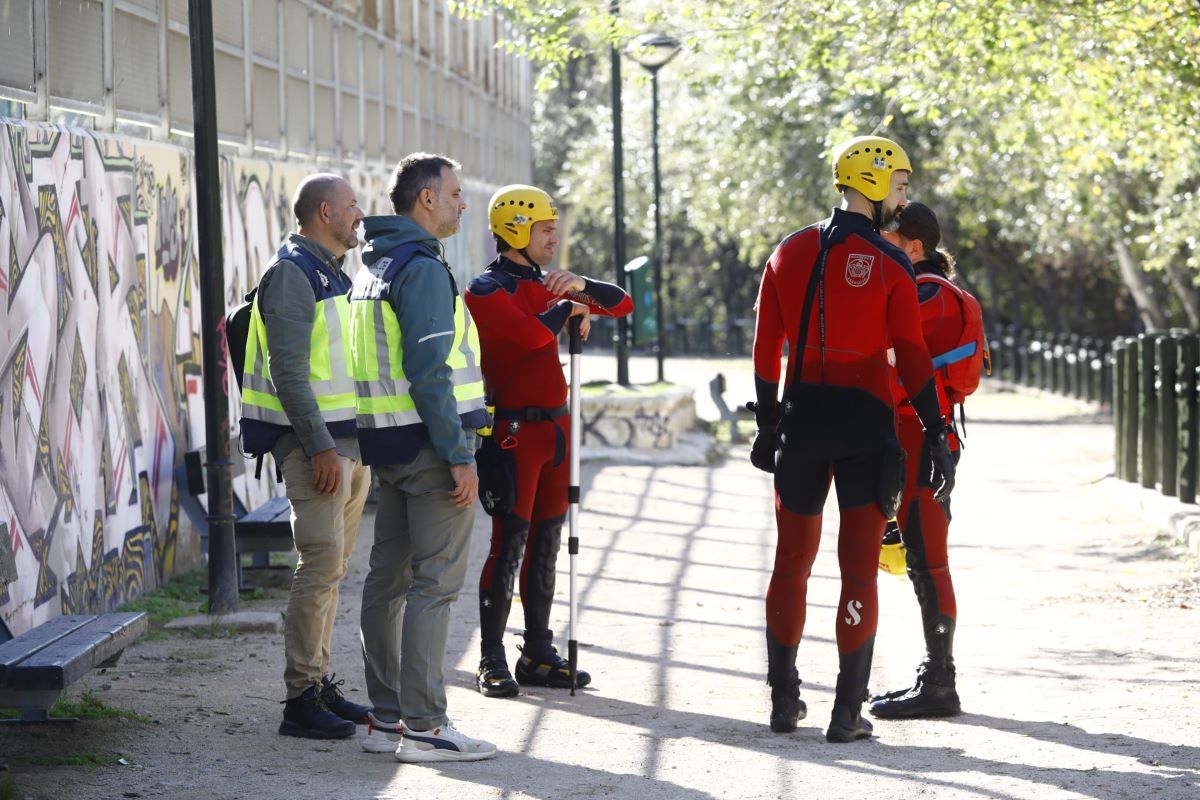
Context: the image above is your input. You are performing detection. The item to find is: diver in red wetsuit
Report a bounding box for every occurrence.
[871,202,985,719]
[465,184,633,698]
[749,137,957,743]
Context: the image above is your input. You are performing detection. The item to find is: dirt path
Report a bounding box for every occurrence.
[4,383,1197,799]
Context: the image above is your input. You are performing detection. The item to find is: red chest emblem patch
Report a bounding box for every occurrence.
[845,254,875,287]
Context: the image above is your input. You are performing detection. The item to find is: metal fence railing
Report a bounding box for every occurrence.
[1110,330,1200,503]
[985,324,1113,406]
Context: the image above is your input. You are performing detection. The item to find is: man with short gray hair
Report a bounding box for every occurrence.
[238,173,373,740]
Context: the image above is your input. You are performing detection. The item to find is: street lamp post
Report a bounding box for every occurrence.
[628,33,681,384]
[610,0,630,386]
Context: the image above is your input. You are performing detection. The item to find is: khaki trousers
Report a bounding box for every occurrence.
[280,449,371,698]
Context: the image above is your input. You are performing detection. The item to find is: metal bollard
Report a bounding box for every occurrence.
[1074,335,1088,400]
[1052,333,1066,395]
[1100,342,1113,408]
[1043,333,1056,393]
[1113,339,1125,478]
[1065,333,1079,398]
[1159,334,1180,496]
[1139,333,1162,489]
[1178,333,1199,504]
[1122,337,1141,482]
[1004,326,1014,383]
[1018,328,1031,387]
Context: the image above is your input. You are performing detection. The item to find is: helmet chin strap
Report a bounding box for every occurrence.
[519,247,544,276]
[871,200,885,232]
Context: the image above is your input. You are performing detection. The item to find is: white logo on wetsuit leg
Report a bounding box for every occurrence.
[844,599,863,626]
[846,254,874,288]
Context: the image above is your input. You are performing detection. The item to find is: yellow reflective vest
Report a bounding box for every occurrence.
[348,247,485,430]
[240,243,357,439]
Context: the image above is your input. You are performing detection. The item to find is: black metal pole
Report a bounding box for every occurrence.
[651,71,665,383]
[189,0,239,614]
[610,0,630,386]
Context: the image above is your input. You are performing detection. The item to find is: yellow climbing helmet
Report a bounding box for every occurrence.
[878,520,907,576]
[488,184,559,251]
[831,136,912,203]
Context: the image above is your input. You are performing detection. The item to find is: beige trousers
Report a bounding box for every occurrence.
[280,448,371,698]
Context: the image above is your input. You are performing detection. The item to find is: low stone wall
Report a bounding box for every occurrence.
[578,386,697,450]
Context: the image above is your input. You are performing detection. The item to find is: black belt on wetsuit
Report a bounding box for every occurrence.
[493,404,569,422]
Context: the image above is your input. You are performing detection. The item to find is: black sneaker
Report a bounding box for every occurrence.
[514,646,592,689]
[319,674,372,724]
[476,656,519,698]
[279,685,356,739]
[769,669,807,733]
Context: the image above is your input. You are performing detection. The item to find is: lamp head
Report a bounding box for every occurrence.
[627,32,681,72]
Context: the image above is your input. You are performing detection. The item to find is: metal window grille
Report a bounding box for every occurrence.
[0,0,532,184]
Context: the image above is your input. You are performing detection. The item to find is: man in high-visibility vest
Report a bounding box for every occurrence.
[351,153,496,763]
[239,173,372,740]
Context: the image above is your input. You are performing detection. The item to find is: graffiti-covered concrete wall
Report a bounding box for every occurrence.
[0,118,499,636]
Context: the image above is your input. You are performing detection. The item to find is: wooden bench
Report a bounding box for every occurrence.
[0,612,147,722]
[176,448,294,587]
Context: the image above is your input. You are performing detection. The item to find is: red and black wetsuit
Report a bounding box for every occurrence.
[465,256,632,662]
[752,208,946,713]
[892,262,966,665]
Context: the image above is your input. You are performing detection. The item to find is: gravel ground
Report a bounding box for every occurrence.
[3,378,1197,800]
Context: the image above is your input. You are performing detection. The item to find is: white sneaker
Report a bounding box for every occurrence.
[361,713,404,753]
[394,720,497,763]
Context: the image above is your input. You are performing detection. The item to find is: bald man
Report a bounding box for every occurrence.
[238,174,373,739]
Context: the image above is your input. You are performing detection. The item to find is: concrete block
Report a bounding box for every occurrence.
[164,611,283,634]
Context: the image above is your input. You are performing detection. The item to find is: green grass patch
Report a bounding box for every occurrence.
[117,567,207,638]
[8,750,125,768]
[712,418,757,444]
[0,776,17,800]
[0,688,149,723]
[116,568,210,640]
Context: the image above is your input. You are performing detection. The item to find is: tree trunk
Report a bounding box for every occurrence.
[1113,239,1167,331]
[1165,258,1200,329]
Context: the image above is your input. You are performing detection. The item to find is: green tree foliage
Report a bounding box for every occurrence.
[461,0,1200,337]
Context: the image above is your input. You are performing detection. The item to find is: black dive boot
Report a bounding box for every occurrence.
[766,631,806,732]
[477,515,529,697]
[870,567,961,718]
[515,631,591,689]
[476,653,519,698]
[826,641,875,743]
[869,658,960,718]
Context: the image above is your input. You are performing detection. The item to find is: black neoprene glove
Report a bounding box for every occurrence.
[745,400,780,474]
[909,378,957,502]
[925,425,956,502]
